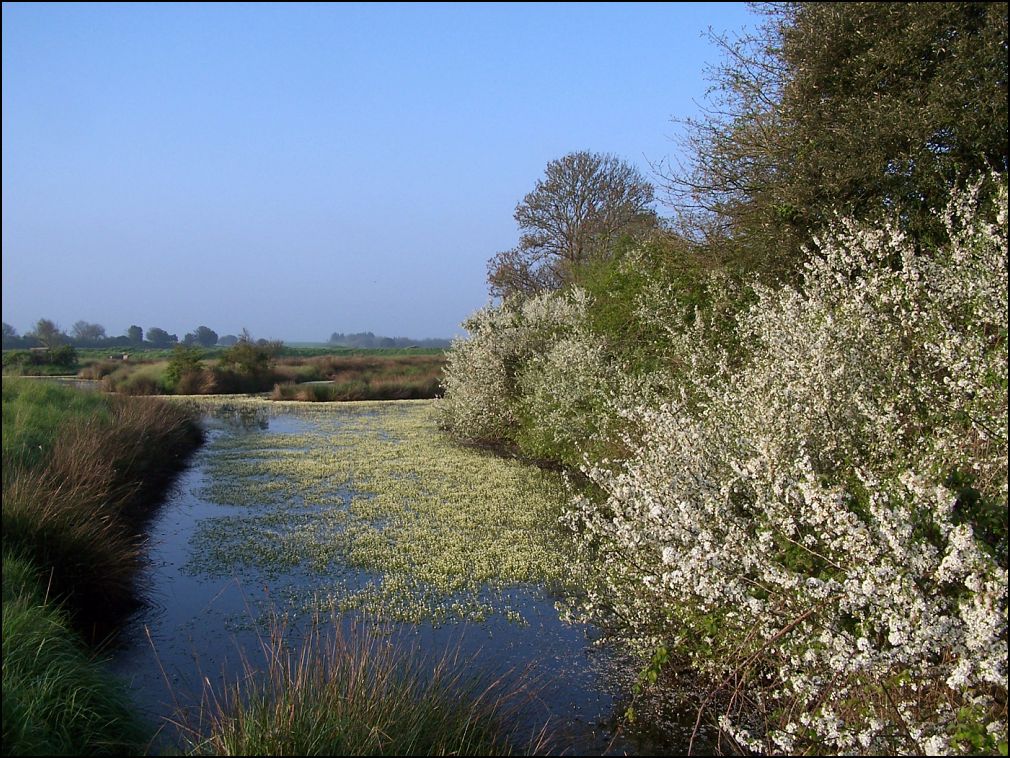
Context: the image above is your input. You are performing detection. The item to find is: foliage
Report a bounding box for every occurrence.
[438,288,621,466]
[70,321,106,343]
[145,326,178,348]
[661,2,1008,281]
[165,344,205,391]
[563,176,1008,754]
[2,345,78,374]
[488,151,657,299]
[328,331,453,349]
[30,318,67,349]
[2,378,202,625]
[1,380,200,756]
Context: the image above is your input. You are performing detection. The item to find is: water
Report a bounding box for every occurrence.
[108,400,706,754]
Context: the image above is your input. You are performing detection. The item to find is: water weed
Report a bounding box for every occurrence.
[183,399,572,625]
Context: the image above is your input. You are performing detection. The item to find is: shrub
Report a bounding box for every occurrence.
[563,176,1008,754]
[439,288,618,466]
[165,344,205,391]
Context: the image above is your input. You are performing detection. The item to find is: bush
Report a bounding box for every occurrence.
[165,344,205,391]
[563,176,1008,754]
[439,289,621,466]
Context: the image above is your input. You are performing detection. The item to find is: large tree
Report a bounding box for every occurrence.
[193,325,219,348]
[146,327,178,348]
[71,320,106,343]
[30,318,65,349]
[488,151,656,299]
[660,2,1008,280]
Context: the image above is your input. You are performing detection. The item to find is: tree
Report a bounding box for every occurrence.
[659,2,1008,281]
[218,334,239,347]
[71,320,106,343]
[31,318,65,349]
[127,325,144,345]
[146,327,178,348]
[1,322,18,348]
[487,151,656,299]
[193,325,218,348]
[165,344,204,388]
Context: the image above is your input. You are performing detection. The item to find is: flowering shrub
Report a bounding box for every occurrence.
[564,176,1008,754]
[438,288,620,466]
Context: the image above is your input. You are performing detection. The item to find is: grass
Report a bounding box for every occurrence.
[2,378,202,755]
[178,615,549,756]
[2,379,203,629]
[2,550,149,756]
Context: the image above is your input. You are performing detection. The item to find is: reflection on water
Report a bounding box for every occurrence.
[205,401,271,431]
[109,401,708,755]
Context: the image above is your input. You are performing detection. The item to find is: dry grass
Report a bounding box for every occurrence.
[2,382,203,635]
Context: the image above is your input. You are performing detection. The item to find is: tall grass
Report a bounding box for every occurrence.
[2,382,202,629]
[2,550,148,756]
[178,618,550,756]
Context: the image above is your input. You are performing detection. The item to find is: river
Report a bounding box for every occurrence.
[108,398,705,754]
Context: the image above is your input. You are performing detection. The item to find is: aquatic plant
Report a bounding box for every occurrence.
[184,399,572,625]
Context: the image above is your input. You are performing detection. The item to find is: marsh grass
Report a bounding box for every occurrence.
[271,354,444,401]
[1,550,148,756]
[88,351,445,401]
[1,378,203,632]
[177,615,552,756]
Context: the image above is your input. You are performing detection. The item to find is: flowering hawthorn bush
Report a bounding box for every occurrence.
[438,288,620,466]
[564,176,1008,754]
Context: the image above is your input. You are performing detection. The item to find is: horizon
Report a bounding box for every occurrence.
[2,2,757,341]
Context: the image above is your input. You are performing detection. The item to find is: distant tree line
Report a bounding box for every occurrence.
[327,331,452,349]
[2,319,246,351]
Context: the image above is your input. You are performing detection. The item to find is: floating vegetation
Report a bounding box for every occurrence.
[182,399,572,624]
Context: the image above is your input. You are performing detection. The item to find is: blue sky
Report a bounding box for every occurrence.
[2,2,756,341]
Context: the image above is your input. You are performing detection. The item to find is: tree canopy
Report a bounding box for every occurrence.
[488,151,656,299]
[660,1,1008,280]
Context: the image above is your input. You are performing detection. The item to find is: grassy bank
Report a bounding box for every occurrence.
[2,551,148,755]
[1,377,203,755]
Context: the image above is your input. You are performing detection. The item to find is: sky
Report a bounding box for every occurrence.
[2,2,757,342]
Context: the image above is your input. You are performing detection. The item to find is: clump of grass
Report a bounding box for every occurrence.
[2,550,148,756]
[179,617,550,756]
[100,361,171,395]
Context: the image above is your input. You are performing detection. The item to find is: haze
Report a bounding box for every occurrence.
[2,2,755,342]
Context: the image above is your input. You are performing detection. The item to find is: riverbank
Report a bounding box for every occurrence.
[2,377,204,754]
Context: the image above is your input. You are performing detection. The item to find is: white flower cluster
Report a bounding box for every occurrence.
[563,177,1008,754]
[438,288,620,463]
